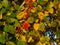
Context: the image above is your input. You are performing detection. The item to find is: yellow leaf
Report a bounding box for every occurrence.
[7,12,11,16]
[44,11,49,16]
[17,11,27,19]
[35,19,39,23]
[38,12,44,20]
[43,43,45,45]
[49,2,54,8]
[32,0,36,2]
[48,8,54,14]
[0,14,2,19]
[36,41,43,45]
[20,35,26,42]
[31,7,37,13]
[44,0,48,2]
[44,42,50,45]
[28,36,32,42]
[16,34,20,39]
[33,23,40,31]
[58,3,60,9]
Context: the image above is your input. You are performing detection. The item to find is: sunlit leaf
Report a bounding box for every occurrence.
[40,36,46,43]
[2,0,8,7]
[17,40,27,45]
[33,23,40,31]
[33,2,37,6]
[6,41,15,45]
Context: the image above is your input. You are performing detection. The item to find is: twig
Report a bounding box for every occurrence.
[20,1,25,8]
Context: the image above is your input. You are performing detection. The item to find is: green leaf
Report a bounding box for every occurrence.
[34,31,40,36]
[6,41,15,45]
[0,8,6,14]
[33,12,38,17]
[4,25,15,34]
[33,2,37,6]
[44,16,50,23]
[51,21,57,27]
[39,23,45,31]
[17,40,27,45]
[40,36,46,43]
[55,30,60,37]
[10,18,17,23]
[27,17,35,23]
[37,5,42,11]
[0,32,5,44]
[38,0,46,5]
[14,21,20,26]
[15,5,20,11]
[10,13,17,18]
[0,3,2,9]
[2,0,8,7]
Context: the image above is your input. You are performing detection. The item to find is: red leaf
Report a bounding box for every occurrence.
[29,0,33,5]
[16,25,22,33]
[23,21,29,30]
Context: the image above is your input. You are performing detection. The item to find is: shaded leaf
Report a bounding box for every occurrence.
[27,17,35,23]
[51,21,57,27]
[0,32,5,44]
[4,25,15,34]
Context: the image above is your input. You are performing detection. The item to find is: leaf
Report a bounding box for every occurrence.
[15,5,20,11]
[27,17,35,23]
[28,36,32,42]
[44,16,50,23]
[48,8,54,14]
[40,36,46,43]
[10,18,17,23]
[2,0,8,7]
[0,3,2,9]
[4,25,15,34]
[51,21,57,27]
[39,23,45,31]
[16,12,25,19]
[20,35,26,42]
[55,30,60,37]
[0,14,2,19]
[45,36,50,41]
[33,2,37,6]
[38,0,46,5]
[17,40,27,45]
[0,8,6,14]
[36,42,42,45]
[10,12,17,18]
[33,12,38,17]
[23,21,29,30]
[37,5,42,11]
[0,32,5,44]
[33,23,40,31]
[6,41,15,45]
